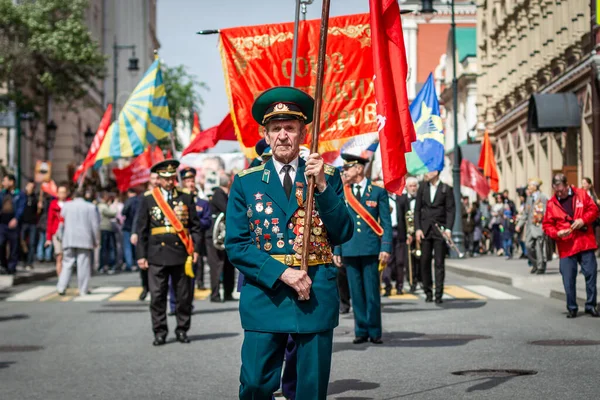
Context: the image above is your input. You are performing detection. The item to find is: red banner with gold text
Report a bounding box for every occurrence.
[219,13,375,157]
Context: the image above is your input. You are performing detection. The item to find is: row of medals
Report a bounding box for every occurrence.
[247,183,333,261]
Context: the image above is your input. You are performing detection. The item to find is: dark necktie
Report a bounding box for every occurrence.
[282,165,293,199]
[167,191,172,203]
[354,184,362,202]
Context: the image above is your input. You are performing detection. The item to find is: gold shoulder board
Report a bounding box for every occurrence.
[371,181,384,188]
[144,190,152,196]
[324,164,336,176]
[179,188,191,195]
[238,164,265,177]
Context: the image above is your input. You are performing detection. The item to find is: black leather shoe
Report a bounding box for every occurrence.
[383,289,391,297]
[566,310,578,319]
[223,295,237,302]
[353,336,368,344]
[535,269,546,275]
[153,336,166,346]
[409,285,416,293]
[176,332,190,343]
[396,289,404,296]
[339,307,350,314]
[530,267,538,274]
[210,297,222,303]
[139,289,148,301]
[435,298,443,304]
[425,295,433,303]
[585,308,600,317]
[370,337,383,344]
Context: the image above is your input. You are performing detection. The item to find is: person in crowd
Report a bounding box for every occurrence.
[45,182,69,277]
[21,181,39,270]
[132,173,158,301]
[515,187,528,260]
[121,188,139,272]
[382,189,402,296]
[0,174,26,274]
[36,193,53,263]
[581,177,600,206]
[414,170,455,304]
[111,192,125,271]
[396,176,420,292]
[97,191,118,274]
[490,192,505,256]
[543,173,599,318]
[501,205,516,260]
[516,178,548,274]
[502,189,517,215]
[206,174,235,303]
[56,189,99,296]
[168,167,211,315]
[461,196,474,257]
[471,201,482,257]
[334,153,392,344]
[336,169,352,313]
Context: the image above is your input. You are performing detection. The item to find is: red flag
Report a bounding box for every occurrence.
[191,112,201,142]
[478,131,499,192]
[72,104,113,182]
[369,0,416,195]
[461,159,490,199]
[41,180,58,198]
[182,114,235,156]
[112,147,165,192]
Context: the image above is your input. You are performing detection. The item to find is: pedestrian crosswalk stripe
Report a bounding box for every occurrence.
[443,285,486,300]
[91,286,124,294]
[6,286,56,302]
[464,285,521,300]
[108,287,145,302]
[194,289,211,300]
[388,293,419,300]
[74,294,113,302]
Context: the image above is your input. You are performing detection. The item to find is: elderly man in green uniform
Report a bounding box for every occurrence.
[136,160,202,346]
[333,153,393,345]
[225,86,353,400]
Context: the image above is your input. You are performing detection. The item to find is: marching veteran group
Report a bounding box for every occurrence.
[135,85,454,399]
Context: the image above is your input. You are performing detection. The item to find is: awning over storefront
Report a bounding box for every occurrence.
[527,93,580,133]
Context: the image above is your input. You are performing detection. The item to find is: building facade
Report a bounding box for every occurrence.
[476,0,595,197]
[17,0,159,185]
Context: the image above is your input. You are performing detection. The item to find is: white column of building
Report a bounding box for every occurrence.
[404,19,418,100]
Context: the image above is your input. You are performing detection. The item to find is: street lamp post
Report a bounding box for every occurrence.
[420,0,465,257]
[113,36,139,120]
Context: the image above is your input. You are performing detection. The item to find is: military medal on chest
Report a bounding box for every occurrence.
[255,202,264,213]
[254,219,262,236]
[247,205,253,218]
[277,233,285,249]
[263,234,272,251]
[265,202,273,215]
[271,218,280,234]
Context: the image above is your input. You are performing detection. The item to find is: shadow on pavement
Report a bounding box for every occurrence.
[192,307,239,315]
[382,375,517,398]
[333,331,491,353]
[436,300,487,310]
[90,309,147,314]
[465,376,516,392]
[187,332,240,341]
[101,303,148,307]
[0,361,16,369]
[0,314,30,322]
[328,378,379,397]
[382,307,442,314]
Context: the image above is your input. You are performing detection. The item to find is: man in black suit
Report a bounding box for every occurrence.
[415,171,456,304]
[206,174,235,302]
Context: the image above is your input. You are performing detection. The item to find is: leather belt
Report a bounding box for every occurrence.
[151,227,188,235]
[271,254,332,267]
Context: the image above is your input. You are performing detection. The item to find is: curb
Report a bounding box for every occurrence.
[0,269,56,288]
[445,263,513,286]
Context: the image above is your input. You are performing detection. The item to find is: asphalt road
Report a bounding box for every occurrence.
[1,271,599,400]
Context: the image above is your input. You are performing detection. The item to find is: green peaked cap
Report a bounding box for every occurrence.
[252,86,315,126]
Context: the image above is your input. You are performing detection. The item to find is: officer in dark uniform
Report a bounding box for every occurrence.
[168,167,211,314]
[333,154,392,345]
[414,170,456,304]
[225,86,353,399]
[136,160,202,345]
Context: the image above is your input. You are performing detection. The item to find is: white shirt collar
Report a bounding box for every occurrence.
[355,177,368,189]
[430,179,440,188]
[272,157,299,175]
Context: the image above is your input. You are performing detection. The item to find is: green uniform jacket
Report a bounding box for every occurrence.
[334,179,393,257]
[225,158,354,333]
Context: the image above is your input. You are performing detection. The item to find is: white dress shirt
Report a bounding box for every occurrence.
[407,193,416,213]
[272,157,299,185]
[389,194,398,228]
[353,177,368,198]
[429,180,440,203]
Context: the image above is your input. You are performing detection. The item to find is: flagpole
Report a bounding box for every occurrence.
[300,0,331,272]
[291,0,301,87]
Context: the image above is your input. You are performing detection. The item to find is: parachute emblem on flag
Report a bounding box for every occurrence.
[414,102,444,144]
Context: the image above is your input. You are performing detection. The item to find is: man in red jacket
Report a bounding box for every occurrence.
[542,173,599,318]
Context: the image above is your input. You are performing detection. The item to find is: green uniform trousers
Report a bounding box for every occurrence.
[344,255,382,339]
[239,329,334,400]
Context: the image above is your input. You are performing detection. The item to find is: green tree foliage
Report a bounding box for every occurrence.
[160,64,208,151]
[0,0,106,123]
